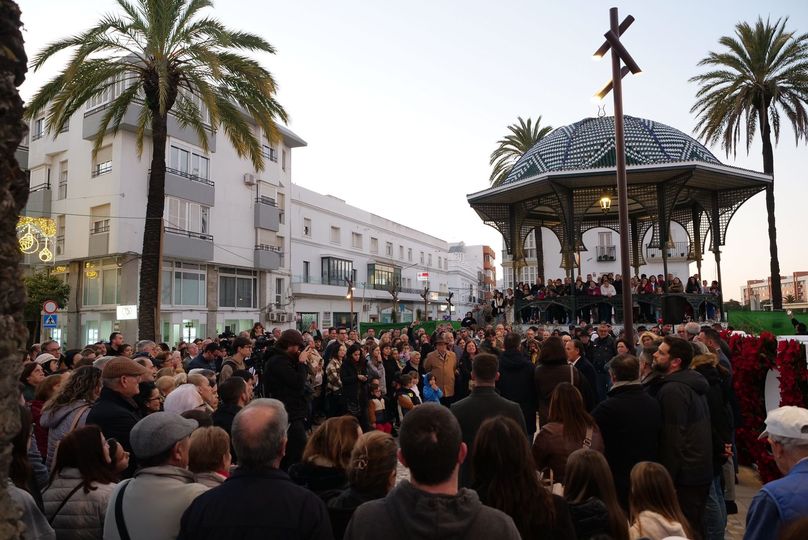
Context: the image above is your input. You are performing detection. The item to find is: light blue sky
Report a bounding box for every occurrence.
[19,0,808,300]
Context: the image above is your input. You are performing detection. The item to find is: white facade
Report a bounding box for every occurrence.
[501,224,692,289]
[447,243,484,317]
[289,185,469,327]
[23,95,305,348]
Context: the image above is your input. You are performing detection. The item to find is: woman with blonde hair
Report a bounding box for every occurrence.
[188,426,232,488]
[327,431,397,539]
[628,462,690,539]
[289,415,361,501]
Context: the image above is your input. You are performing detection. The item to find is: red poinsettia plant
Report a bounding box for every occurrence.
[729,331,808,484]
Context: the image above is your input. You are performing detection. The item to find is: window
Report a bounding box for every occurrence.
[32,118,44,140]
[420,251,424,264]
[170,145,209,180]
[399,245,404,259]
[368,263,401,289]
[385,242,393,257]
[523,233,536,259]
[428,254,432,267]
[161,262,206,306]
[92,146,112,177]
[57,160,68,199]
[408,248,413,262]
[275,278,284,305]
[352,232,363,249]
[90,204,110,234]
[282,149,287,171]
[370,237,379,254]
[444,258,448,270]
[87,73,134,111]
[261,144,278,163]
[321,257,353,286]
[56,215,65,255]
[219,268,257,308]
[303,218,311,237]
[598,232,613,246]
[277,193,285,224]
[164,197,210,235]
[438,256,442,269]
[303,261,310,283]
[82,259,120,306]
[330,226,341,244]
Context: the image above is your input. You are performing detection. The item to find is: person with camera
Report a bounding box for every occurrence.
[219,336,252,384]
[265,329,312,470]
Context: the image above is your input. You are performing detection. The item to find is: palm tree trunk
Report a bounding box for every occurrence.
[760,107,782,310]
[0,1,29,536]
[138,112,168,341]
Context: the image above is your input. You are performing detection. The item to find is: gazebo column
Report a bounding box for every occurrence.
[534,227,545,281]
[710,193,725,321]
[630,216,641,277]
[691,204,703,279]
[656,184,670,279]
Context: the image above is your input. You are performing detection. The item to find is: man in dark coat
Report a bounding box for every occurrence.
[178,399,332,540]
[212,376,250,463]
[265,329,310,470]
[86,358,150,477]
[565,339,598,408]
[496,333,537,439]
[592,354,661,509]
[654,336,713,539]
[588,324,616,402]
[451,353,526,488]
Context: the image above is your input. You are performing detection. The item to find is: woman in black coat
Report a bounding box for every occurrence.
[341,344,369,431]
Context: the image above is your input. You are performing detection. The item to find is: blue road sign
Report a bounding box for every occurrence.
[43,314,58,328]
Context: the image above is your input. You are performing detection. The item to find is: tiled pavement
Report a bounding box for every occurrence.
[396,461,761,539]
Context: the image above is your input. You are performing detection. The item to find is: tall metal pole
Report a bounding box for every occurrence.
[609,7,634,345]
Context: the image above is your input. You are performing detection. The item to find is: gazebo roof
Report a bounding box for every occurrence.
[502,115,721,185]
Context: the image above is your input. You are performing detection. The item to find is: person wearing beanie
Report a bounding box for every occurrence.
[264,329,311,470]
[86,358,151,478]
[104,412,208,540]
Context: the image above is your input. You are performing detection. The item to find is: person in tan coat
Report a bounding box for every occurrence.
[423,336,457,405]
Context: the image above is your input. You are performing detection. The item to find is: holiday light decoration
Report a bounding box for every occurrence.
[17,217,56,263]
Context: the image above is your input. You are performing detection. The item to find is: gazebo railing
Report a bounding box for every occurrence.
[513,293,722,324]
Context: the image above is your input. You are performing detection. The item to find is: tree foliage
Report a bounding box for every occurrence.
[489,116,553,186]
[23,272,70,322]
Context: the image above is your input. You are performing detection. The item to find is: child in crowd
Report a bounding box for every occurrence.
[368,383,392,433]
[422,373,443,404]
[395,374,421,416]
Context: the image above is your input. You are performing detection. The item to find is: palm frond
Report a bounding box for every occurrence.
[488,116,552,186]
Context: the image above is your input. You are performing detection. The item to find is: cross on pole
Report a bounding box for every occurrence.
[593,6,641,346]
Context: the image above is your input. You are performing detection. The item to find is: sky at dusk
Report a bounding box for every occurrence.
[18,0,808,300]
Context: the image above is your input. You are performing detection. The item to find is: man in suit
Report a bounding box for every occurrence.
[451,353,526,487]
[565,339,598,407]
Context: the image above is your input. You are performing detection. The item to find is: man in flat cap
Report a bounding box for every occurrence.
[104,412,208,540]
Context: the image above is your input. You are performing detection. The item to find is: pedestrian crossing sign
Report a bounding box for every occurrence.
[43,314,58,328]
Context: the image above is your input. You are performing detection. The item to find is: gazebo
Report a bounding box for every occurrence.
[467,115,772,323]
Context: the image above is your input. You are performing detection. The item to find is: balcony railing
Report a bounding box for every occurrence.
[645,241,691,261]
[165,166,214,186]
[596,245,616,262]
[29,181,51,193]
[90,224,110,234]
[255,195,276,206]
[91,163,112,177]
[31,130,44,141]
[260,148,279,163]
[165,226,213,241]
[255,243,282,252]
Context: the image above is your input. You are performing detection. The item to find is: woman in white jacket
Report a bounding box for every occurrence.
[628,462,691,540]
[43,425,118,540]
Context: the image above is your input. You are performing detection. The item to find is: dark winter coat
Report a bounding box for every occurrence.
[534,361,590,422]
[86,387,141,477]
[568,497,611,540]
[656,368,713,486]
[265,351,309,422]
[288,462,348,502]
[340,358,367,409]
[693,362,733,476]
[592,383,661,507]
[496,350,538,434]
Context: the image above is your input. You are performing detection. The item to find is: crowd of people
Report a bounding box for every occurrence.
[489,273,722,325]
[10,318,808,540]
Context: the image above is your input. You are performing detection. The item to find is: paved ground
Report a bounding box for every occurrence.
[396,460,760,539]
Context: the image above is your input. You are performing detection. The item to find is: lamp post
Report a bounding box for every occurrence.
[593,7,641,345]
[346,278,355,331]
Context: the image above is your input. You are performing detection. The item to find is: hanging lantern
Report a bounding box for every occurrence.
[599,191,612,213]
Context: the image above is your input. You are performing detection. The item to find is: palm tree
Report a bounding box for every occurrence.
[690,17,808,311]
[489,116,552,187]
[25,0,287,340]
[489,116,553,282]
[0,1,30,535]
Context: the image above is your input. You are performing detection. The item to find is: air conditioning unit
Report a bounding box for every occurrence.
[243,173,256,186]
[277,312,287,323]
[268,312,279,322]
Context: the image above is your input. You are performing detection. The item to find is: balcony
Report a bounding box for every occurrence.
[164,167,215,206]
[91,162,112,178]
[596,245,616,262]
[645,241,692,262]
[88,225,109,257]
[163,226,214,261]
[83,101,216,152]
[15,145,28,170]
[25,182,51,217]
[254,196,280,231]
[254,244,283,270]
[260,148,279,163]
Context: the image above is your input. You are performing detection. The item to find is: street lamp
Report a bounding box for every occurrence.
[346,278,356,331]
[593,6,641,346]
[599,190,613,213]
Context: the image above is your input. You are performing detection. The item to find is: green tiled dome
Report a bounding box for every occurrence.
[502,116,721,185]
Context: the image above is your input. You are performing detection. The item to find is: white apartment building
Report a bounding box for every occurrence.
[501,224,691,289]
[447,243,485,316]
[22,86,305,348]
[289,185,465,327]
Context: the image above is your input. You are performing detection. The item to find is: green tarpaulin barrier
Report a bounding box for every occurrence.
[727,310,795,335]
[358,320,461,337]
